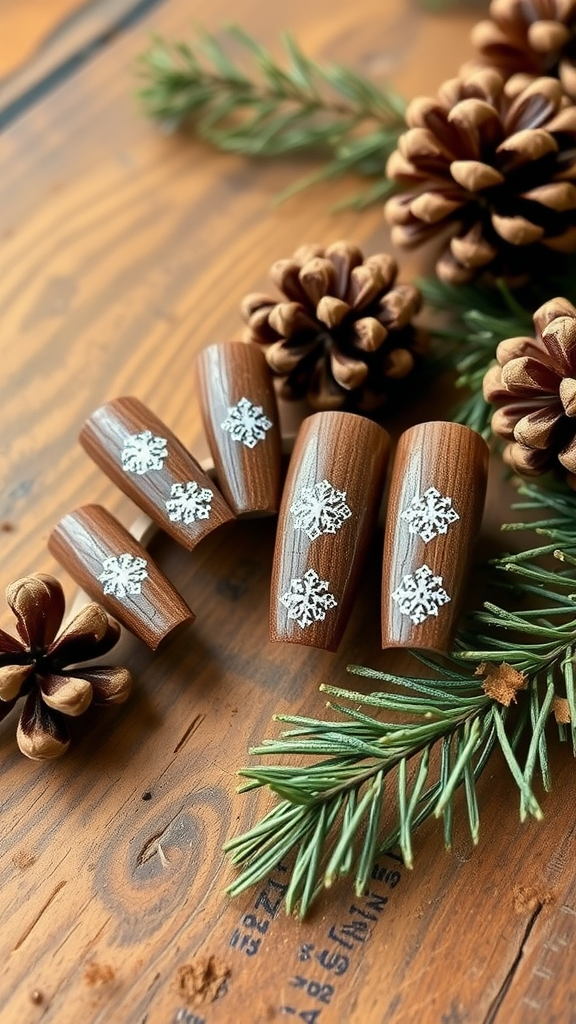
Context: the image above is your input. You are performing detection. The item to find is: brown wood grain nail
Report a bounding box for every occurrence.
[196,342,282,516]
[48,505,195,650]
[271,411,391,651]
[79,397,234,551]
[381,421,489,654]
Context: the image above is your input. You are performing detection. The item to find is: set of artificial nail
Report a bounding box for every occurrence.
[48,341,489,654]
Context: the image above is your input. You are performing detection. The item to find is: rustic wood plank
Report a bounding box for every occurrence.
[1,0,85,77]
[3,1,576,1022]
[0,0,164,127]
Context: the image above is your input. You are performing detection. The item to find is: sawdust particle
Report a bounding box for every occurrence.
[476,661,527,706]
[513,884,553,915]
[175,956,230,1006]
[13,850,35,870]
[84,962,115,986]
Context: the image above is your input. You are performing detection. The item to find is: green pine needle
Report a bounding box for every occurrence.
[224,483,576,916]
[137,27,405,206]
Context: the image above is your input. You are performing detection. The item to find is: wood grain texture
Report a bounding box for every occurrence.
[80,396,235,551]
[196,342,282,516]
[382,421,489,652]
[0,0,161,126]
[48,504,195,648]
[4,1,576,1023]
[271,411,390,650]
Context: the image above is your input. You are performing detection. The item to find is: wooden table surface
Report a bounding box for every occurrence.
[2,2,576,1022]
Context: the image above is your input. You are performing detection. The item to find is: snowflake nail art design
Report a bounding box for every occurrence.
[121,430,168,475]
[391,564,450,625]
[165,481,213,524]
[280,569,337,629]
[98,553,149,599]
[290,479,352,541]
[221,397,273,449]
[400,486,459,543]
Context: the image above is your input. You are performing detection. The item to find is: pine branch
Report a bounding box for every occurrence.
[137,27,405,206]
[224,483,576,916]
[420,257,576,437]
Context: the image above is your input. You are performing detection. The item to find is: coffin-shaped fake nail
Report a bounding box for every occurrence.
[381,421,489,653]
[271,411,391,651]
[48,505,194,649]
[196,342,282,516]
[79,397,234,551]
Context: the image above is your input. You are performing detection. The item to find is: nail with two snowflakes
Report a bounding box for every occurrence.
[196,342,282,516]
[0,574,131,759]
[381,421,489,654]
[270,411,391,651]
[80,397,235,551]
[48,505,194,649]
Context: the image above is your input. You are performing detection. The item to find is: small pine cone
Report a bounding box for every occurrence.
[241,242,424,412]
[469,0,576,99]
[385,69,576,284]
[483,296,576,485]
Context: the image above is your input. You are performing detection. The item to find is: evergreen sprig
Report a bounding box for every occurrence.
[420,256,576,436]
[224,484,576,916]
[137,28,406,207]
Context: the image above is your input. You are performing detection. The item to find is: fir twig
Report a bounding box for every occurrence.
[137,27,405,206]
[224,483,576,916]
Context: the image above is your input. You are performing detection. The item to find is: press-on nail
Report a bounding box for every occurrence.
[381,421,488,653]
[48,505,194,649]
[271,411,390,651]
[196,342,282,516]
[79,397,234,551]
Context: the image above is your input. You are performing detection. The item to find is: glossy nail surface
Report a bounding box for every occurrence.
[48,505,194,649]
[271,411,391,651]
[196,342,282,516]
[80,397,234,551]
[381,421,489,653]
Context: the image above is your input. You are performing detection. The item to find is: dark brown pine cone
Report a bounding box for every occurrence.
[385,69,576,284]
[483,296,576,484]
[470,0,576,99]
[241,242,424,412]
[0,574,131,759]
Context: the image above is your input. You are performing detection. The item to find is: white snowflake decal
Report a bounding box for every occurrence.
[280,568,337,628]
[400,486,460,543]
[98,553,149,599]
[165,481,213,524]
[391,564,450,625]
[121,430,168,475]
[290,479,352,541]
[221,397,273,449]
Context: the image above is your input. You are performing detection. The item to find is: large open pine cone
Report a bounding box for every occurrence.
[385,69,576,284]
[241,242,423,412]
[483,296,576,484]
[470,0,576,99]
[0,574,131,759]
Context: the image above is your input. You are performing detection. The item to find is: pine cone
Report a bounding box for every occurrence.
[470,0,576,99]
[241,242,423,412]
[483,296,576,484]
[385,69,576,284]
[0,574,132,759]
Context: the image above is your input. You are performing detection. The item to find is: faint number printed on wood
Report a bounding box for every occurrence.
[121,430,168,475]
[165,481,213,524]
[391,564,450,625]
[98,554,149,599]
[290,479,352,540]
[400,486,459,543]
[221,397,272,449]
[280,568,337,628]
